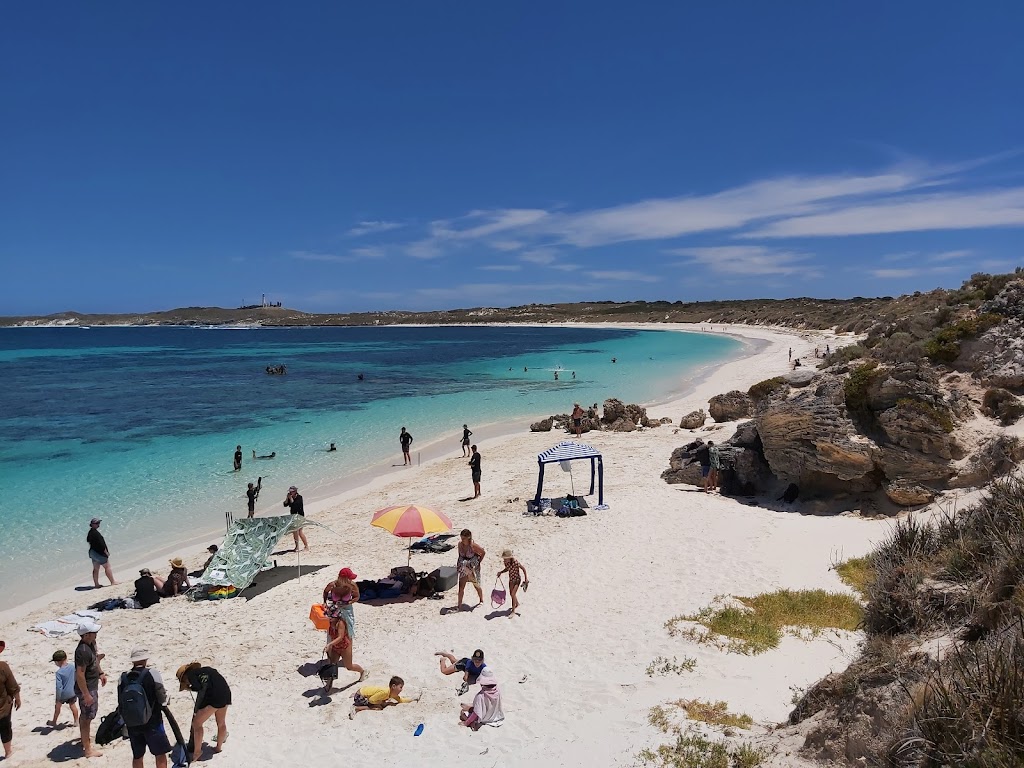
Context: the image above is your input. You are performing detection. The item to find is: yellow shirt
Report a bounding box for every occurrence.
[358,686,410,705]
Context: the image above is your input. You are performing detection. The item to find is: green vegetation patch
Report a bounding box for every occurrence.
[639,731,767,768]
[747,376,787,403]
[646,655,698,676]
[925,312,1002,363]
[843,361,883,427]
[676,699,753,730]
[667,589,863,655]
[835,556,876,600]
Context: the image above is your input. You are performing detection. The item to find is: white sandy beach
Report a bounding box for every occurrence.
[1,323,916,768]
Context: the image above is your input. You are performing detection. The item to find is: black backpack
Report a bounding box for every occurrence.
[118,668,154,728]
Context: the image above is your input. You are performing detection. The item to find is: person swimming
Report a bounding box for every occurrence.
[328,443,337,452]
[253,450,276,460]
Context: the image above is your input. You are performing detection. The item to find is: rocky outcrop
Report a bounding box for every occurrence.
[963,280,1024,390]
[708,390,753,422]
[884,479,936,506]
[679,409,706,429]
[755,378,880,494]
[950,435,1024,488]
[530,417,553,432]
[607,417,636,432]
[601,398,627,424]
[783,368,817,387]
[661,421,775,496]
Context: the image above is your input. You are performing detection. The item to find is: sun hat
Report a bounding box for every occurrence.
[90,518,101,526]
[129,648,150,663]
[478,668,498,686]
[338,567,357,580]
[169,557,184,568]
[501,549,513,559]
[176,662,200,690]
[77,621,101,635]
[139,568,152,577]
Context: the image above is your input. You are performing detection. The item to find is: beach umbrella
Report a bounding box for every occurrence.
[371,504,453,565]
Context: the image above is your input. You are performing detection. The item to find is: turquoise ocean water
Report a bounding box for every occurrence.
[0,325,741,609]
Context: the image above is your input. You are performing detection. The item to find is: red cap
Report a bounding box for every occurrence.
[338,567,357,580]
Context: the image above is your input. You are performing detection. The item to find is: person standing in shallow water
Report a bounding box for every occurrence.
[461,424,473,457]
[233,445,242,472]
[400,427,413,466]
[469,445,481,498]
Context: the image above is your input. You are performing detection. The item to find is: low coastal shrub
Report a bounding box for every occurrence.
[843,361,883,429]
[638,730,767,768]
[675,699,753,730]
[668,590,863,655]
[924,312,1002,363]
[747,376,787,404]
[834,556,875,600]
[899,621,1024,767]
[646,655,698,676]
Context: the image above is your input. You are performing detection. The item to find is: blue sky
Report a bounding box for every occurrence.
[2,3,1023,315]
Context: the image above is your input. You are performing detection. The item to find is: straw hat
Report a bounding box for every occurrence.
[169,557,184,568]
[501,549,513,559]
[176,662,200,690]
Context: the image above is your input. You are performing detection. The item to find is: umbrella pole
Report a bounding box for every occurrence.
[408,537,412,567]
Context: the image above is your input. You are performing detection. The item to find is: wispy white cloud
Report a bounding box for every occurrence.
[745,188,1024,238]
[550,262,581,272]
[928,249,973,262]
[519,248,558,265]
[414,282,573,303]
[347,220,403,237]
[869,265,959,279]
[587,270,659,282]
[670,246,820,277]
[478,264,522,272]
[490,240,524,252]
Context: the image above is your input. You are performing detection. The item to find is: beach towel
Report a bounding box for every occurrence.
[29,620,88,638]
[471,681,504,727]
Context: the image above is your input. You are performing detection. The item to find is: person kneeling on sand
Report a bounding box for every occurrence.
[435,649,485,696]
[349,676,420,718]
[459,669,503,730]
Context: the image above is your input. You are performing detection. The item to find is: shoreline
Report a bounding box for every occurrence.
[0,320,880,768]
[0,322,790,623]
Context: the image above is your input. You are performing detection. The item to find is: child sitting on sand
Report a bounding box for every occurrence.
[349,676,420,718]
[48,650,79,727]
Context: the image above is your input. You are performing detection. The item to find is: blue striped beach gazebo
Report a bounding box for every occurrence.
[535,440,605,507]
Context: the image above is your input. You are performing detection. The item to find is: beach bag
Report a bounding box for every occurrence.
[490,577,506,608]
[118,669,154,728]
[95,707,126,745]
[318,661,338,682]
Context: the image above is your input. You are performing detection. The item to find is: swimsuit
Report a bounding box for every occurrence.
[457,544,481,584]
[505,558,523,589]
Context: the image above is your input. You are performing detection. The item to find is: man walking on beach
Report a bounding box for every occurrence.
[119,648,171,768]
[708,441,721,494]
[87,518,117,589]
[400,427,413,466]
[74,622,106,758]
[233,445,242,472]
[571,403,585,438]
[693,441,713,493]
[469,445,482,498]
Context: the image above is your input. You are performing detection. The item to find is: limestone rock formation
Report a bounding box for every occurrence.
[601,398,626,424]
[884,479,936,506]
[783,368,816,387]
[607,417,636,432]
[755,378,879,494]
[708,390,753,422]
[950,435,1024,488]
[530,417,553,432]
[679,409,706,429]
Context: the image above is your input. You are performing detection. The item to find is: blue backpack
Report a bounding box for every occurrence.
[118,669,153,728]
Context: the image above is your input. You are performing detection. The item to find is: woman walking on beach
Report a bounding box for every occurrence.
[176,662,231,763]
[283,486,309,551]
[496,549,529,618]
[461,424,473,457]
[86,518,117,589]
[324,615,365,691]
[324,568,359,650]
[455,529,485,610]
